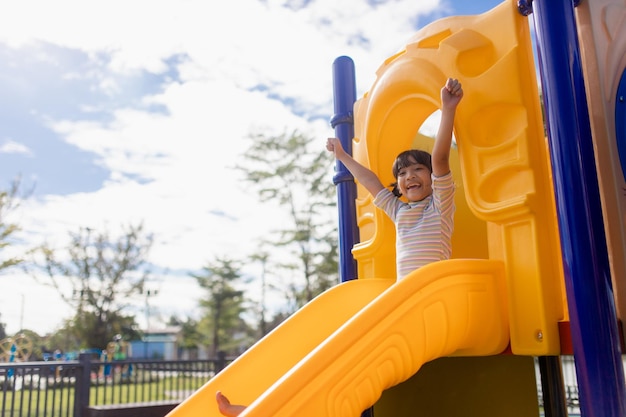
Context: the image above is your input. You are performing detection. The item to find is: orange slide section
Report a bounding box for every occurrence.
[167,259,509,417]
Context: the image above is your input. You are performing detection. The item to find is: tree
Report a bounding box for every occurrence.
[0,177,30,273]
[191,257,252,356]
[44,320,83,354]
[34,223,151,349]
[0,178,33,344]
[237,129,339,314]
[168,315,203,359]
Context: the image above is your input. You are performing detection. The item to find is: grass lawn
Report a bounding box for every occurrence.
[1,373,207,417]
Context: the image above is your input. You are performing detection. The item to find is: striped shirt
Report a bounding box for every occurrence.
[373,171,455,279]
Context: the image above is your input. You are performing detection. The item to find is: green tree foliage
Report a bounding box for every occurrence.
[168,315,203,359]
[0,178,33,343]
[44,320,83,354]
[0,177,29,272]
[237,129,339,315]
[191,257,252,356]
[34,223,151,349]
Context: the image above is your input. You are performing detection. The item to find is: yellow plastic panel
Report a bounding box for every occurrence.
[166,278,394,417]
[352,0,564,355]
[575,0,626,323]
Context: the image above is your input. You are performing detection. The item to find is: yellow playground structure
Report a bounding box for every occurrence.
[168,0,626,416]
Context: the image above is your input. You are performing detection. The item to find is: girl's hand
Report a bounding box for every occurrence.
[326,137,344,156]
[442,78,463,108]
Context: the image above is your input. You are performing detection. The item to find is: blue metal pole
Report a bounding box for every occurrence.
[531,1,626,416]
[331,56,372,417]
[617,72,626,181]
[330,56,359,282]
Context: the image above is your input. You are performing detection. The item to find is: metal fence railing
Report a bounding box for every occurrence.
[3,353,612,417]
[0,353,232,417]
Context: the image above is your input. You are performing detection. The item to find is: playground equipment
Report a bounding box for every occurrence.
[0,334,33,383]
[0,334,33,363]
[167,0,626,416]
[106,334,130,360]
[101,334,133,380]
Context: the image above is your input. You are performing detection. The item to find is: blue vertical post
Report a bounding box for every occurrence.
[330,56,359,282]
[617,72,626,180]
[531,1,626,416]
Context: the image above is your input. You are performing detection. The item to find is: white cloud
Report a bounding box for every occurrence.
[0,139,33,156]
[1,0,495,336]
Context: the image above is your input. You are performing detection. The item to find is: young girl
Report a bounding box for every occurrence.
[215,77,463,416]
[328,77,463,279]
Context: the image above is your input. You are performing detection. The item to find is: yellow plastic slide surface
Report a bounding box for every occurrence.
[166,277,394,417]
[167,259,508,417]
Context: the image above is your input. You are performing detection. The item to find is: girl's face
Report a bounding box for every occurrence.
[396,159,432,202]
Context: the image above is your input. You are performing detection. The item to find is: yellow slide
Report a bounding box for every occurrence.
[167,259,508,417]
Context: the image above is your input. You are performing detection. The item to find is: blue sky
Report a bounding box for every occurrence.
[0,0,505,336]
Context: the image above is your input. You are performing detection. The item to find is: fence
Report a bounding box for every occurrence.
[0,353,232,417]
[2,353,604,417]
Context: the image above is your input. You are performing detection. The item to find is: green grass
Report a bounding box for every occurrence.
[1,373,207,417]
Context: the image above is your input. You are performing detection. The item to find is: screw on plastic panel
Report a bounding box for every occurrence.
[536,330,544,341]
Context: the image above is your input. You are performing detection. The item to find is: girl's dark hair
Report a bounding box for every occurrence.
[390,149,432,197]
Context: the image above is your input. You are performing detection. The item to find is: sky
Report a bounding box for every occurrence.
[0,0,507,338]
